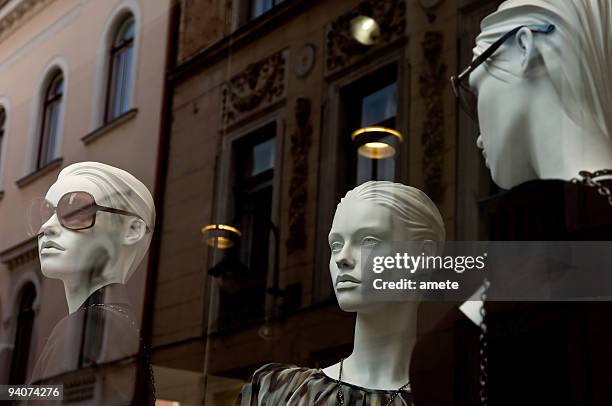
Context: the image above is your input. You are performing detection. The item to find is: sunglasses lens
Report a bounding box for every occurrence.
[26,198,54,237]
[57,192,96,230]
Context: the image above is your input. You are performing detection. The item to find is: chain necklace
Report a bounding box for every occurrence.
[83,303,157,403]
[571,169,612,206]
[335,358,411,406]
[478,278,491,406]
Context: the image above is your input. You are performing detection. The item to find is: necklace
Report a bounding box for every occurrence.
[336,358,411,406]
[571,169,612,206]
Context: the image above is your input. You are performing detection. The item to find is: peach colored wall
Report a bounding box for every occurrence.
[0,0,170,380]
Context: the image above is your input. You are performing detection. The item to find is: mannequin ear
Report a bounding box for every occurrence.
[515,27,537,74]
[123,217,147,246]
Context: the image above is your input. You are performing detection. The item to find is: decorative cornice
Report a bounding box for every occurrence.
[325,0,406,76]
[0,0,56,43]
[220,49,288,129]
[419,31,447,204]
[0,235,38,271]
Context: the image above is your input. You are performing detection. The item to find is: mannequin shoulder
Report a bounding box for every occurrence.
[249,362,318,380]
[237,363,330,405]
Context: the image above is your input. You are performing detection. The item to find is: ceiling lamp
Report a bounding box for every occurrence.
[351,126,403,159]
[201,224,241,249]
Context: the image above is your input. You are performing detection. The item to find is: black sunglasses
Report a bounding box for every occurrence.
[38,191,151,234]
[451,23,556,124]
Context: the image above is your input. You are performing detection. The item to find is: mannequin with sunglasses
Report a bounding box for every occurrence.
[28,161,156,405]
[448,1,612,405]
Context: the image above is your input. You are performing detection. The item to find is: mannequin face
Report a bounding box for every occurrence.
[38,176,123,285]
[469,36,548,189]
[329,198,411,312]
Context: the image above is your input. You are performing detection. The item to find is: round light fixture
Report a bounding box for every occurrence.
[350,15,381,46]
[351,126,403,159]
[201,224,242,249]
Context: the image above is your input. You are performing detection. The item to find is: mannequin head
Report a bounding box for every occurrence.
[38,162,155,301]
[470,0,612,188]
[328,181,445,312]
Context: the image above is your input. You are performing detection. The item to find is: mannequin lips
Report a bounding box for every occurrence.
[40,240,66,254]
[336,273,361,290]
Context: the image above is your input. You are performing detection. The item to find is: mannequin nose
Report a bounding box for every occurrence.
[336,249,355,270]
[476,135,484,149]
[40,215,61,236]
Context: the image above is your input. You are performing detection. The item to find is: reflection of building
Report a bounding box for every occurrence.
[151,0,502,404]
[0,0,171,402]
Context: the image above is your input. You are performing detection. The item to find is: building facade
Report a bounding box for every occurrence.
[0,0,171,402]
[151,0,503,404]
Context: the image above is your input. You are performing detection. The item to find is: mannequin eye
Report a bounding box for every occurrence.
[330,241,343,253]
[362,237,381,246]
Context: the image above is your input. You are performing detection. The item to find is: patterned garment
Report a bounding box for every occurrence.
[236,363,413,406]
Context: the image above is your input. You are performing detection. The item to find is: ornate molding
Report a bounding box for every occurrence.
[286,98,312,254]
[325,0,406,76]
[419,32,447,204]
[0,0,56,43]
[0,236,38,272]
[221,49,288,129]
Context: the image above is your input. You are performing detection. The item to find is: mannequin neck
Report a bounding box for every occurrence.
[530,111,612,183]
[340,302,418,390]
[63,266,125,314]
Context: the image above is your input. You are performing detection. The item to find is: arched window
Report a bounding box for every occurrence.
[0,107,6,174]
[37,72,63,169]
[105,15,135,122]
[9,283,36,385]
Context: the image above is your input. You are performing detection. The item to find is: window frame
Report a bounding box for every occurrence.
[0,103,7,191]
[9,283,36,385]
[210,113,285,331]
[104,15,135,123]
[36,72,64,170]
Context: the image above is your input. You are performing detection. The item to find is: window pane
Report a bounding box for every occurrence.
[108,43,133,121]
[9,284,36,385]
[251,137,275,176]
[361,82,397,127]
[252,0,273,18]
[120,19,135,42]
[42,102,60,166]
[0,109,5,171]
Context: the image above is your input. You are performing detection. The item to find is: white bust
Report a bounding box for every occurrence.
[470,0,612,189]
[37,162,155,313]
[322,181,445,390]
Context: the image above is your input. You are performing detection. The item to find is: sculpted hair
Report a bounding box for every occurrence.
[339,181,446,242]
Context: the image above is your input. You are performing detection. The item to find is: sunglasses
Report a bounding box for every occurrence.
[450,23,556,125]
[37,191,150,234]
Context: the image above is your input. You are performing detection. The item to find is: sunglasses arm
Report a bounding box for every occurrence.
[97,206,152,233]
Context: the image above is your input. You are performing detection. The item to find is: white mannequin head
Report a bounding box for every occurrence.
[471,0,612,189]
[328,181,445,312]
[38,162,155,312]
